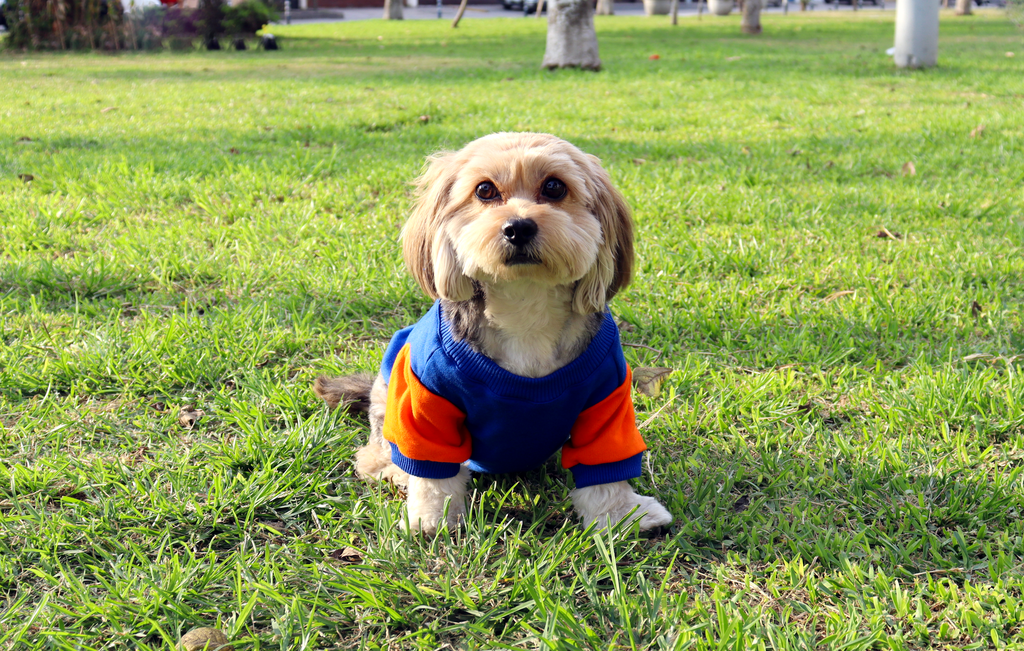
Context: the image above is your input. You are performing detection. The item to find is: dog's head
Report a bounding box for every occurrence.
[402,132,633,314]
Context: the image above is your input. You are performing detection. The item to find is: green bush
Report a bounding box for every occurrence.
[223,0,277,36]
[197,0,225,40]
[0,0,275,50]
[1,0,130,50]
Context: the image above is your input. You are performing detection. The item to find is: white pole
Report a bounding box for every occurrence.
[893,0,939,68]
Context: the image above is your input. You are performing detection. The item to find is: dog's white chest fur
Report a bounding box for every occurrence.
[476,282,591,378]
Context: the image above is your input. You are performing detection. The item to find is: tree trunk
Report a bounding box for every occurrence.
[383,0,403,19]
[596,0,614,15]
[670,0,678,24]
[452,0,469,26]
[893,0,939,68]
[542,0,601,70]
[954,0,971,14]
[741,0,761,33]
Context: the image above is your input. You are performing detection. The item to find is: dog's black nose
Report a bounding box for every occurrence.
[502,219,538,247]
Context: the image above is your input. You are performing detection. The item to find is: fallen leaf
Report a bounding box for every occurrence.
[875,227,902,240]
[1006,52,1015,58]
[179,627,233,651]
[741,146,751,156]
[178,406,205,429]
[16,136,32,142]
[823,290,855,303]
[419,115,430,123]
[17,174,34,182]
[632,367,672,398]
[733,495,751,513]
[725,55,742,61]
[649,54,660,60]
[229,147,240,154]
[632,158,647,165]
[971,300,983,318]
[100,106,118,113]
[329,547,363,563]
[901,161,916,176]
[970,124,985,138]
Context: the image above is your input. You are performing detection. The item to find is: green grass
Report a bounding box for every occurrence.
[2,10,1024,649]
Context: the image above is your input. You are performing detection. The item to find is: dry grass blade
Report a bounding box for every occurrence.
[824,290,855,303]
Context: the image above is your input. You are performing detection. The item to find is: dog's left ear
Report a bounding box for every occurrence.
[573,156,634,314]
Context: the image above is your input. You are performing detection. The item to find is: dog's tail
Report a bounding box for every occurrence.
[312,373,375,413]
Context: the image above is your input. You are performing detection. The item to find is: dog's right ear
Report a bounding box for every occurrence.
[402,152,474,302]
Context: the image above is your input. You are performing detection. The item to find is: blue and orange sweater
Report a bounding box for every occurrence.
[379,301,646,488]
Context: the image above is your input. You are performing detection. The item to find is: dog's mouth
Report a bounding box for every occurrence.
[504,252,542,266]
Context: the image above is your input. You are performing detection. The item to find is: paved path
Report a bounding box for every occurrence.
[281,2,890,23]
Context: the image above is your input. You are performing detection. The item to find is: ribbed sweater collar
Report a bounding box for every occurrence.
[434,302,620,402]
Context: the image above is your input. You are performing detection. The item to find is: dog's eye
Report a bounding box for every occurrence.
[540,178,567,201]
[475,182,500,202]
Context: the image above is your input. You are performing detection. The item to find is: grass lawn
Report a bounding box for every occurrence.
[2,10,1024,649]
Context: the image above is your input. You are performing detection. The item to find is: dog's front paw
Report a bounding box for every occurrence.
[401,469,470,535]
[572,481,673,532]
[402,499,465,535]
[587,495,672,532]
[624,495,673,531]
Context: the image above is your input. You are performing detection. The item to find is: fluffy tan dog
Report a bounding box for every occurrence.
[315,132,672,535]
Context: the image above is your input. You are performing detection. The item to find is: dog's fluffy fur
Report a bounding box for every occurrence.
[314,132,672,535]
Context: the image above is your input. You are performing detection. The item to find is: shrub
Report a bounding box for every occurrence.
[1,0,130,50]
[0,0,278,50]
[223,0,277,36]
[197,0,225,40]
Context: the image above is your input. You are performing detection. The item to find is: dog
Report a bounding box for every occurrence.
[314,132,672,535]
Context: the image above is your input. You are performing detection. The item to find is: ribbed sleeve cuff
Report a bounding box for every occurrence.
[569,452,643,488]
[389,443,462,480]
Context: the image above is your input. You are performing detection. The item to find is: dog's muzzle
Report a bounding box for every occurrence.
[502,218,541,266]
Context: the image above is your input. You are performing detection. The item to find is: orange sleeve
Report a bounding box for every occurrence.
[560,366,647,469]
[382,344,472,464]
